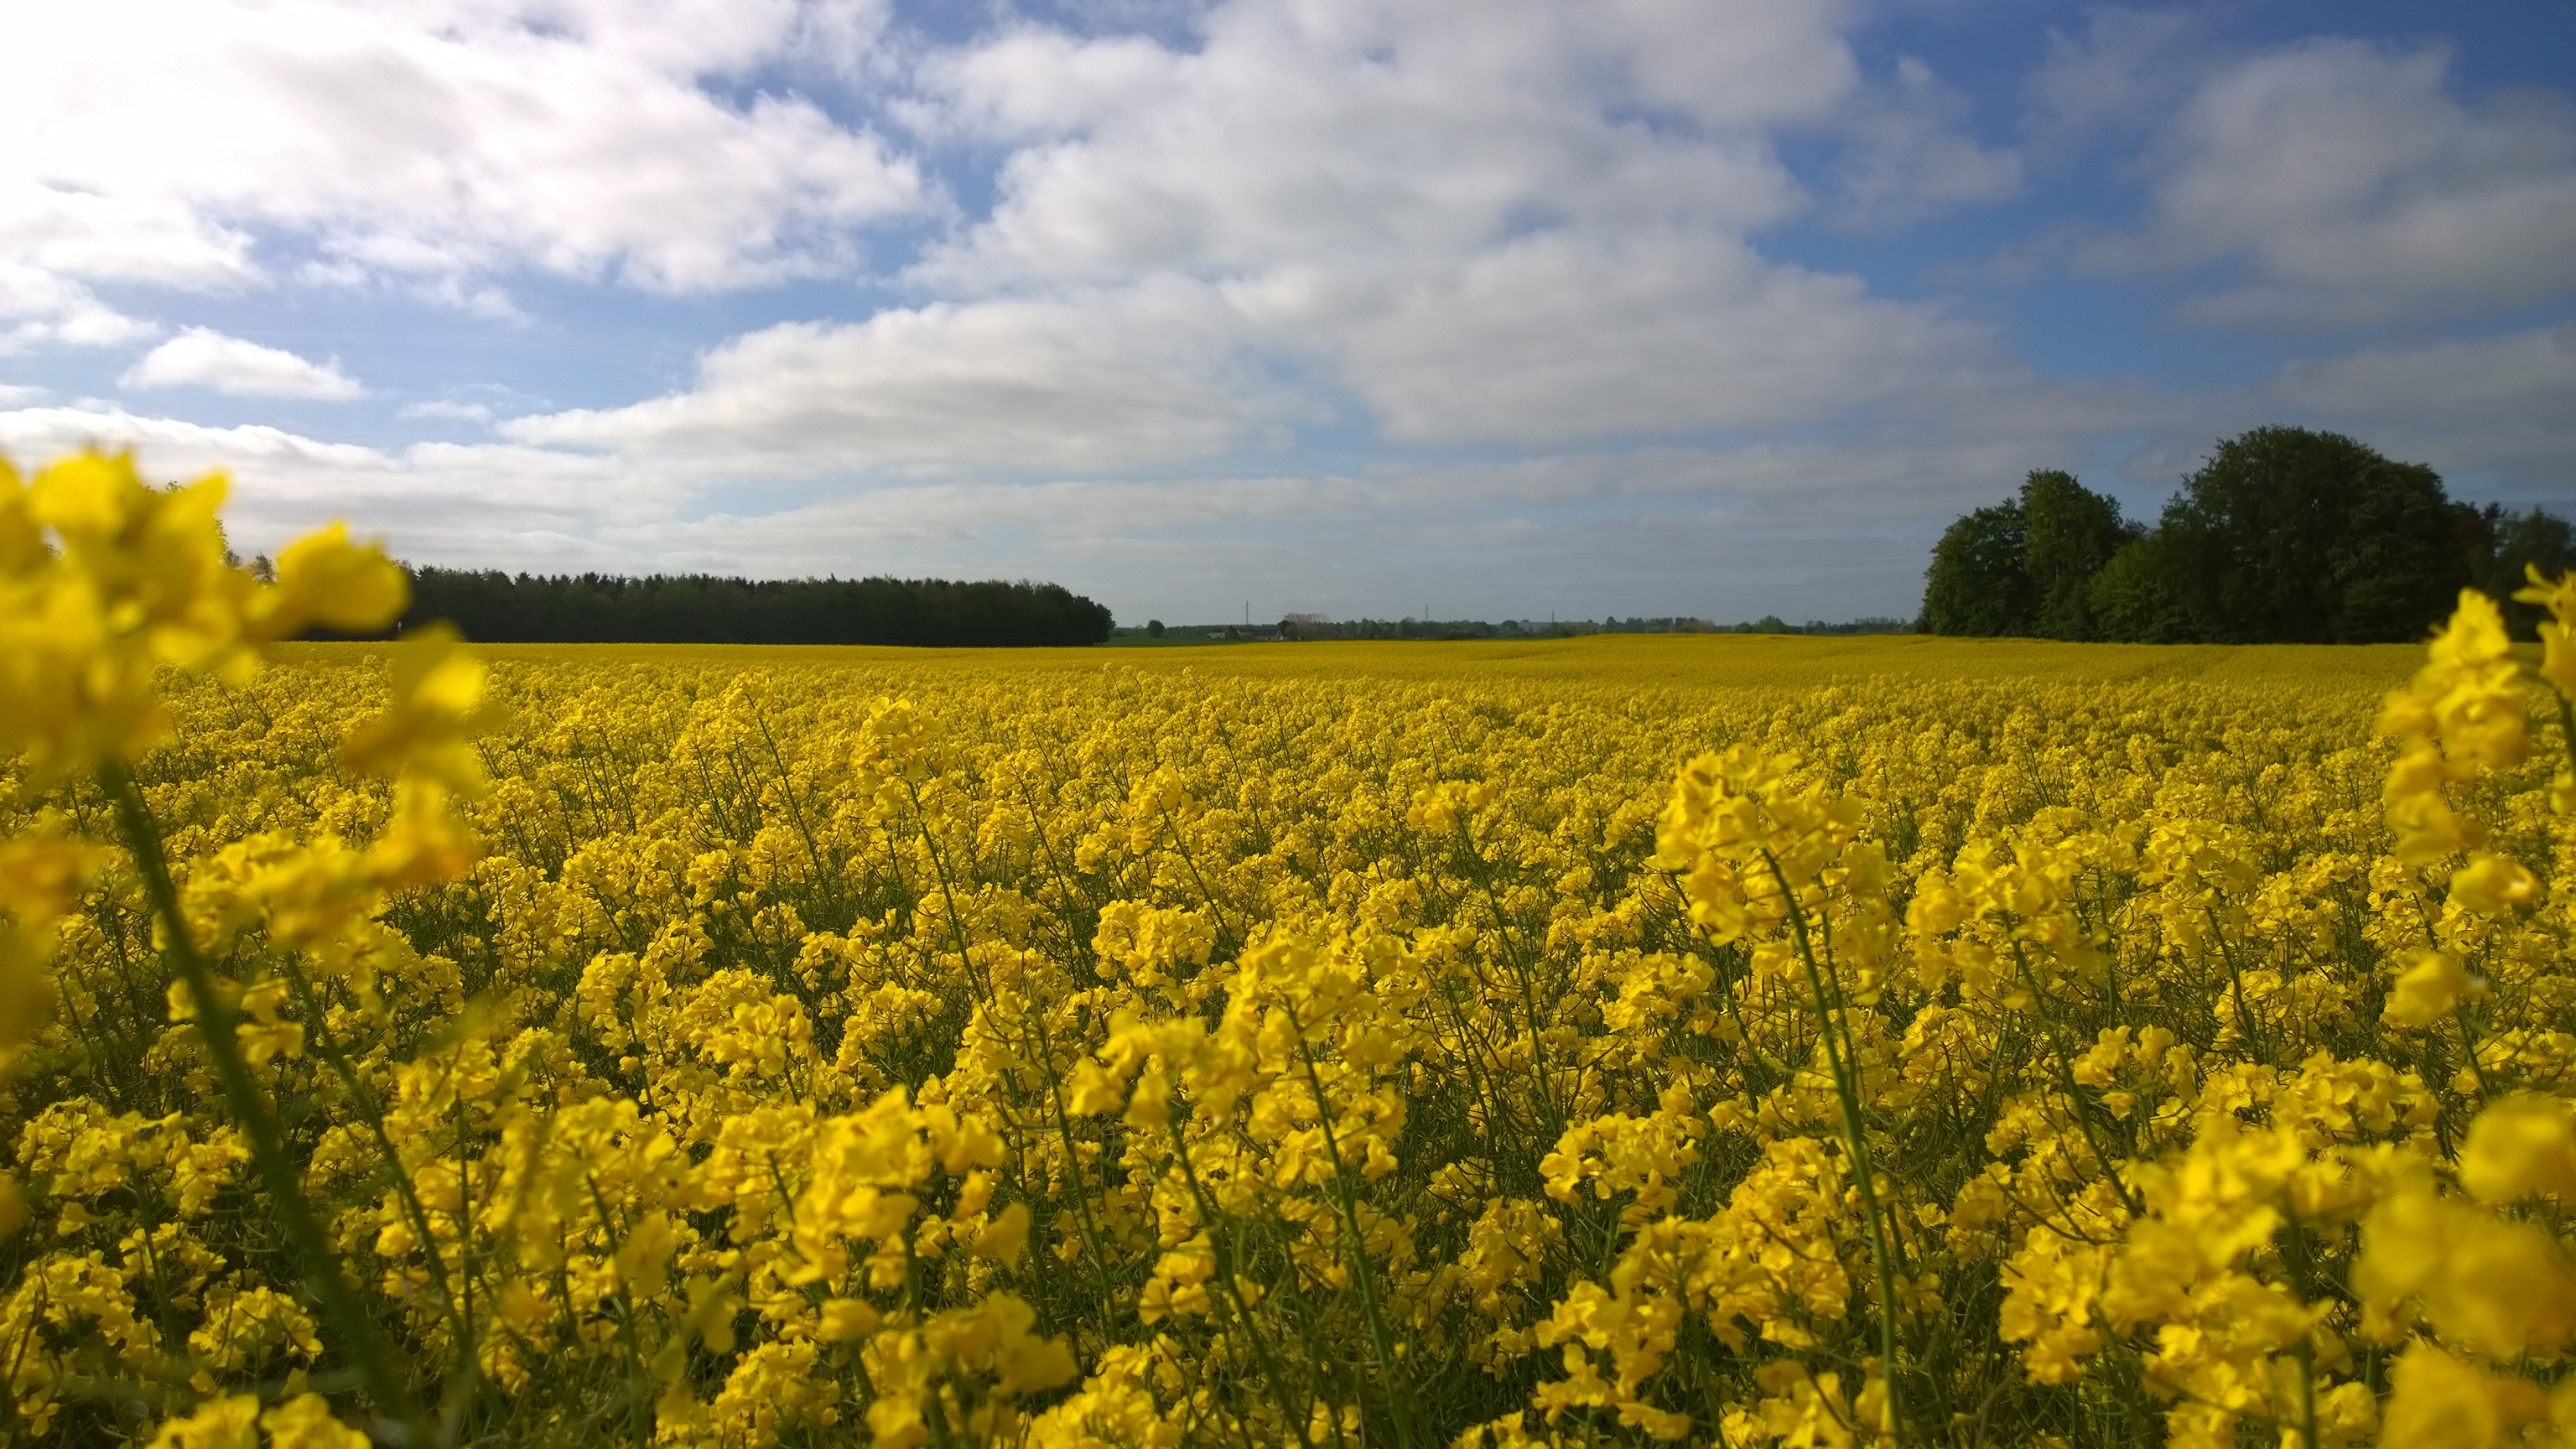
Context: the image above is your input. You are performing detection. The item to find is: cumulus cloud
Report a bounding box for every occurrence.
[2024,7,2208,147]
[0,260,158,353]
[913,0,1843,289]
[65,312,2575,626]
[490,420,2149,623]
[2,0,926,306]
[505,281,1303,473]
[1831,56,2022,227]
[1316,229,2000,446]
[12,0,2565,624]
[538,0,2003,467]
[397,399,497,423]
[121,329,364,400]
[2257,322,2576,486]
[2118,39,2576,326]
[0,365,2162,624]
[1,186,262,293]
[0,402,651,562]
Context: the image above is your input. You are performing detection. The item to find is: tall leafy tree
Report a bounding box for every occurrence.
[1921,503,2033,636]
[2085,533,2197,642]
[2021,470,2136,641]
[2156,426,2455,643]
[2463,504,2576,636]
[1929,427,2568,645]
[1922,471,2131,638]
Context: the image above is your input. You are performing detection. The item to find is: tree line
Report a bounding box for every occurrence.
[1179,615,1914,642]
[351,569,1115,647]
[1921,426,2573,643]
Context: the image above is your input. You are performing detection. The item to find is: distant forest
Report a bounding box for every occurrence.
[1257,615,1913,641]
[1922,426,2573,644]
[1109,615,1917,644]
[361,569,1115,647]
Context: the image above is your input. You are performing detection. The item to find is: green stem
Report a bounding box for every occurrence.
[2555,690,2576,782]
[2453,1002,2497,1104]
[903,774,1102,1359]
[751,713,845,929]
[2203,903,2269,1065]
[1163,1116,1317,1449]
[274,957,465,1337]
[1282,1006,1415,1449]
[1023,1008,1126,1332]
[2293,1339,2319,1449]
[583,1173,655,1449]
[1455,818,1565,1138]
[2007,942,2142,1216]
[1161,809,1241,959]
[101,763,427,1436]
[1762,849,1908,1448]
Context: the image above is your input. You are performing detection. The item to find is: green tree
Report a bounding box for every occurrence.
[2461,505,2576,636]
[2087,532,2197,642]
[1923,471,2133,638]
[1931,427,2565,645]
[1921,503,2033,636]
[2020,470,2136,640]
[2156,426,2455,643]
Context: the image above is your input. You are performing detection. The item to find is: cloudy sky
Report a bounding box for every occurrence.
[4,0,2572,626]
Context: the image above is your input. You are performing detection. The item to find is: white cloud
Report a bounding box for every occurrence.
[1313,229,1999,446]
[0,0,2010,486]
[2258,322,2576,486]
[0,374,2164,624]
[480,0,1971,471]
[398,399,496,423]
[1594,0,1860,129]
[1831,56,2021,227]
[0,402,652,558]
[0,185,262,293]
[33,0,2566,626]
[532,0,1990,467]
[911,0,1841,289]
[506,281,1297,473]
[121,328,365,399]
[2122,39,2576,326]
[500,420,2146,623]
[2,0,926,302]
[0,260,158,353]
[57,299,2487,625]
[2024,7,2207,147]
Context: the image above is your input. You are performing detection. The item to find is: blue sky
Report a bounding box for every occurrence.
[4,0,2571,626]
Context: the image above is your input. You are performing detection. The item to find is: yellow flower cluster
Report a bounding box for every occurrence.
[4,449,2576,1447]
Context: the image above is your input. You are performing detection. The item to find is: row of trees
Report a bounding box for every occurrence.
[1234,615,1914,641]
[1270,615,1600,641]
[1922,427,2573,643]
[366,569,1115,647]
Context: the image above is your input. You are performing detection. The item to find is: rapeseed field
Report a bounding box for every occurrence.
[6,451,2576,1448]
